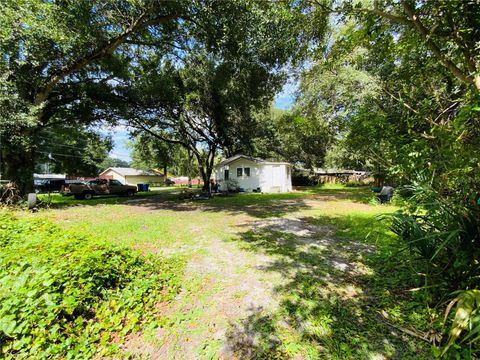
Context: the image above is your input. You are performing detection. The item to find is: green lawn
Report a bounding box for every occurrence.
[6,185,435,359]
[37,187,180,208]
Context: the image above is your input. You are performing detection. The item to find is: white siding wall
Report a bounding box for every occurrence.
[215,159,292,193]
[215,159,261,192]
[124,175,164,185]
[100,170,163,185]
[102,170,126,183]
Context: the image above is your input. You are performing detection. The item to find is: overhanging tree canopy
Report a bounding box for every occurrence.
[0,0,311,193]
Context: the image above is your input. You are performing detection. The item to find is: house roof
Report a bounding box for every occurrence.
[99,167,163,177]
[34,173,66,179]
[215,154,291,167]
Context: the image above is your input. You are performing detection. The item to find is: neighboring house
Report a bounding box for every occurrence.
[214,155,292,193]
[99,167,164,185]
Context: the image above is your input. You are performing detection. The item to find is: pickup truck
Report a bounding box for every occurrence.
[63,179,137,200]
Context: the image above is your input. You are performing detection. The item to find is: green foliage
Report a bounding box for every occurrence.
[293,5,480,355]
[0,0,187,191]
[224,179,240,192]
[390,183,480,292]
[1,0,314,192]
[127,39,300,184]
[389,181,480,355]
[130,132,195,177]
[441,290,480,357]
[0,212,183,358]
[35,127,113,177]
[256,107,333,169]
[99,157,131,170]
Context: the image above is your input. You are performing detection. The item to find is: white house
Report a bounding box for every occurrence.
[99,167,164,185]
[214,155,292,193]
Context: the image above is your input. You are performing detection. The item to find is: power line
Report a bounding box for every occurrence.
[37,151,85,159]
[37,138,132,159]
[37,134,132,159]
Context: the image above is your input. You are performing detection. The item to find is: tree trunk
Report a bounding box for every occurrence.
[163,164,167,177]
[187,149,192,188]
[3,109,46,195]
[198,166,209,191]
[193,153,214,191]
[198,166,214,192]
[3,146,35,195]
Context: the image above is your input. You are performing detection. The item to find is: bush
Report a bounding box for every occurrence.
[388,184,480,355]
[439,290,480,357]
[0,212,183,358]
[225,179,240,192]
[390,188,480,292]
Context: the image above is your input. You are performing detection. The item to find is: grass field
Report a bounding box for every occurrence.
[6,185,436,358]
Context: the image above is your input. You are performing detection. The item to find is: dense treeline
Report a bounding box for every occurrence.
[284,1,480,356]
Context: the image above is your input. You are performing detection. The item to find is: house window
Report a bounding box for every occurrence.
[224,169,229,180]
[237,168,243,177]
[244,167,250,177]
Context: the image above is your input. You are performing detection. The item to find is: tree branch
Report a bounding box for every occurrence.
[399,0,475,88]
[130,120,188,148]
[313,0,412,25]
[445,16,477,75]
[383,89,419,114]
[35,11,182,105]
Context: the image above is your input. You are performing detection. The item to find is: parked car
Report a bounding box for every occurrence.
[63,179,137,200]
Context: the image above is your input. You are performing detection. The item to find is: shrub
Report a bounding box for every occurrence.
[225,179,240,192]
[388,184,480,355]
[390,188,480,292]
[440,290,480,357]
[0,212,183,358]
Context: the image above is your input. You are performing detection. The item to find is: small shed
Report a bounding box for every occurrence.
[99,167,164,185]
[214,155,292,193]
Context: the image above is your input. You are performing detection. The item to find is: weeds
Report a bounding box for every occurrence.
[389,183,480,356]
[0,212,183,358]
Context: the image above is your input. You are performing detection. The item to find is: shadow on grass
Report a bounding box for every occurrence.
[224,214,433,359]
[37,189,181,209]
[297,185,376,204]
[41,186,376,220]
[222,306,287,359]
[123,191,314,219]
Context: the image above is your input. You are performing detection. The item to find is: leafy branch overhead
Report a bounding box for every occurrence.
[0,0,306,192]
[314,0,480,90]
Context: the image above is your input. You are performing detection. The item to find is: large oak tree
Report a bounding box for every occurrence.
[1,0,309,193]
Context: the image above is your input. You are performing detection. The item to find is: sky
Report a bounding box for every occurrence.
[109,82,296,162]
